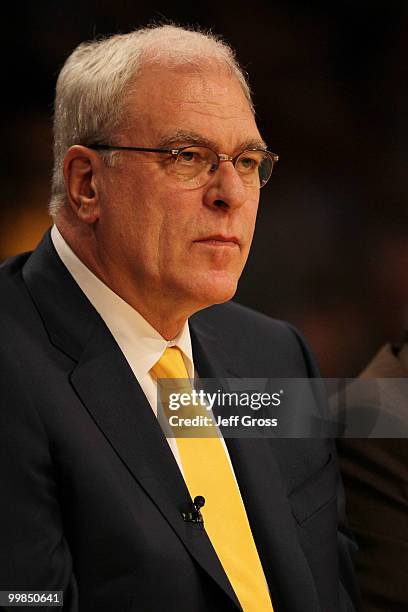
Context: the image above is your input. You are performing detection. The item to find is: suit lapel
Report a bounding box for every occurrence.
[190,317,321,611]
[22,232,241,609]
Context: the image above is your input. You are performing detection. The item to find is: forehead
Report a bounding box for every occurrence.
[123,65,262,151]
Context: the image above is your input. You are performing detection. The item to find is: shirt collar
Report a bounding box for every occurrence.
[50,225,194,380]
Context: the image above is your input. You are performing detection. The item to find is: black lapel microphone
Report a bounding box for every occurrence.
[182,496,205,528]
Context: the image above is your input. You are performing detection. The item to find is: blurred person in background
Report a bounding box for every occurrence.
[337,337,408,612]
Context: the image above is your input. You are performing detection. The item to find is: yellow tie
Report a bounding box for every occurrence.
[151,346,273,612]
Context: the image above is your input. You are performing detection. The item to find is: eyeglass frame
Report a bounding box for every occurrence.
[85,144,279,188]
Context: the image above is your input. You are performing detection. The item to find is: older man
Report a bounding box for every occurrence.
[0,25,358,611]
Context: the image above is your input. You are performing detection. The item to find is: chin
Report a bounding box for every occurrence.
[189,273,239,309]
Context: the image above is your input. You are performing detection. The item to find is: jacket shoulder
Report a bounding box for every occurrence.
[192,301,319,378]
[0,252,33,316]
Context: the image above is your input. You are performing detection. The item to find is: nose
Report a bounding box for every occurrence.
[203,160,251,211]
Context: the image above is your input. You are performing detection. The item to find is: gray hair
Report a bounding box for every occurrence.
[49,24,254,216]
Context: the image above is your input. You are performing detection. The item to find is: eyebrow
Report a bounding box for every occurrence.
[156,130,268,152]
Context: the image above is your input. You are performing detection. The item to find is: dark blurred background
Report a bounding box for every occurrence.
[2,1,408,376]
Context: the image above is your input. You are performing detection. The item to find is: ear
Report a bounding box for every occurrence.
[63,145,103,224]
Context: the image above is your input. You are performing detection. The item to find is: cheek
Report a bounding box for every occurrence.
[116,178,165,239]
[159,199,198,244]
[245,201,260,236]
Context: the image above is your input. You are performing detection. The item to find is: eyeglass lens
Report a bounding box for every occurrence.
[173,146,273,189]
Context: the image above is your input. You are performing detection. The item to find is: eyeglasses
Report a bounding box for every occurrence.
[87,144,279,189]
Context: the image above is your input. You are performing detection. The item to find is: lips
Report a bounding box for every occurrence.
[194,235,240,247]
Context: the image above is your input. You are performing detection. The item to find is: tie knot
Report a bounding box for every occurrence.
[152,348,218,437]
[151,346,190,381]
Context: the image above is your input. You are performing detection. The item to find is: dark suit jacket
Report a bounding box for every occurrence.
[337,345,408,612]
[0,232,359,612]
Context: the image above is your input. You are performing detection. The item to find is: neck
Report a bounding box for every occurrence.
[55,221,196,340]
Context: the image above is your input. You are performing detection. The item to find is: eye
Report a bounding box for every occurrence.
[240,157,257,169]
[178,149,204,164]
[179,151,195,163]
[236,152,262,173]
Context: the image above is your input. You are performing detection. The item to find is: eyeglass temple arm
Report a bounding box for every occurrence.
[86,144,175,154]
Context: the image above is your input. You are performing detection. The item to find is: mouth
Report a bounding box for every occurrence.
[194,235,240,248]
